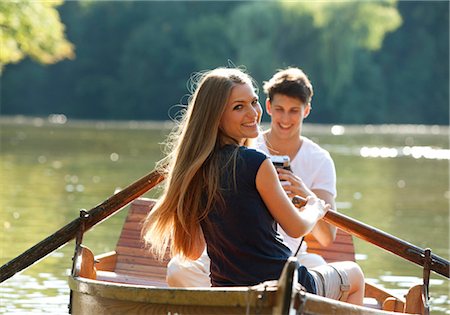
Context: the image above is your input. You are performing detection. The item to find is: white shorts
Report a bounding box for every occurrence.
[167,250,335,291]
[308,263,351,301]
[166,250,211,287]
[297,252,327,268]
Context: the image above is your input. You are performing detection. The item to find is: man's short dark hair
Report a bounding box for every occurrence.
[263,67,313,105]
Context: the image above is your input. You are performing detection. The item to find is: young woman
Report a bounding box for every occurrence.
[142,67,364,304]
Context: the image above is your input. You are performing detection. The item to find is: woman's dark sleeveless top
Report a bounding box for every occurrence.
[200,145,316,293]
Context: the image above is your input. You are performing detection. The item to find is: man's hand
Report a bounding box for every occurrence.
[277,168,315,198]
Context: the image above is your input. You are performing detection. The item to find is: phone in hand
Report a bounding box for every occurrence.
[270,155,292,171]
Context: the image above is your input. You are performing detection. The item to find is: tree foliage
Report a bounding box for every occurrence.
[1,1,448,125]
[221,1,402,122]
[374,1,449,124]
[0,0,74,72]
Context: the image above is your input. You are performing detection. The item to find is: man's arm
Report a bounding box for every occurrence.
[276,168,337,246]
[310,189,336,247]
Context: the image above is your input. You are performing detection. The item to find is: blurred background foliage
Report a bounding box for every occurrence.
[0,0,74,71]
[0,0,448,124]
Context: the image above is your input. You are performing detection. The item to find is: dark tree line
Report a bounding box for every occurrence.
[1,1,448,125]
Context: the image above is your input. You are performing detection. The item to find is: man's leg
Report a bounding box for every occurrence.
[166,250,211,287]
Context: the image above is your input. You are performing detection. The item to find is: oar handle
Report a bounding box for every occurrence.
[0,170,165,283]
[292,196,449,279]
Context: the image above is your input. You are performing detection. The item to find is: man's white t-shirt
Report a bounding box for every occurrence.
[256,134,337,254]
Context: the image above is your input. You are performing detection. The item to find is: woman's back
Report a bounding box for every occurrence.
[201,145,314,292]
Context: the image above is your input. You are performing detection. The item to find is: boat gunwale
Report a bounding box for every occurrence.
[68,275,411,314]
[69,275,277,307]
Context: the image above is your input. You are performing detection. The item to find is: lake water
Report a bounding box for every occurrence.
[0,117,449,314]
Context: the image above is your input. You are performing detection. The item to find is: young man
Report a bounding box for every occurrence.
[166,67,337,287]
[258,67,337,266]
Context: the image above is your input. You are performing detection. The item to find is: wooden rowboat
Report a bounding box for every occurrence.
[69,198,427,315]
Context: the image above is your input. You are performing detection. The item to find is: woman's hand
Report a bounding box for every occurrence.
[277,168,315,198]
[302,195,330,220]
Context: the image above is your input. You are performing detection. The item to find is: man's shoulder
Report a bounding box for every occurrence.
[302,136,330,156]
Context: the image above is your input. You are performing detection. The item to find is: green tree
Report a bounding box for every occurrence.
[1,1,447,125]
[226,1,401,123]
[375,1,449,124]
[0,0,74,72]
[304,1,401,123]
[115,2,238,120]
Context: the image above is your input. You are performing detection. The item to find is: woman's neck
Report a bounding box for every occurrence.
[220,136,244,147]
[264,131,303,160]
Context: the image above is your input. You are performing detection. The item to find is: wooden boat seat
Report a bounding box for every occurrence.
[304,221,356,263]
[94,198,170,285]
[95,270,168,287]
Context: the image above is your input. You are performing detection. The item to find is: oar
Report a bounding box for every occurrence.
[0,169,165,283]
[293,196,449,278]
[3,171,448,282]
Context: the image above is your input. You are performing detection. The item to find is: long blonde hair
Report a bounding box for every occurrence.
[142,68,257,259]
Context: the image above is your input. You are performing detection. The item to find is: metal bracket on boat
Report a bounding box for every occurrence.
[71,209,89,276]
[68,209,89,314]
[422,248,431,315]
[255,284,268,315]
[293,290,307,315]
[76,209,89,249]
[406,247,448,272]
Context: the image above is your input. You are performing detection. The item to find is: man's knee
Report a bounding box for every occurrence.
[349,262,365,289]
[331,261,364,291]
[166,256,186,286]
[166,255,211,287]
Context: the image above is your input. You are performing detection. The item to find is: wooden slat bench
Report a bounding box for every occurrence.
[93,198,169,286]
[304,224,356,263]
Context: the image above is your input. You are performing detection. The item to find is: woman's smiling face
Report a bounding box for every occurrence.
[219,82,262,145]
